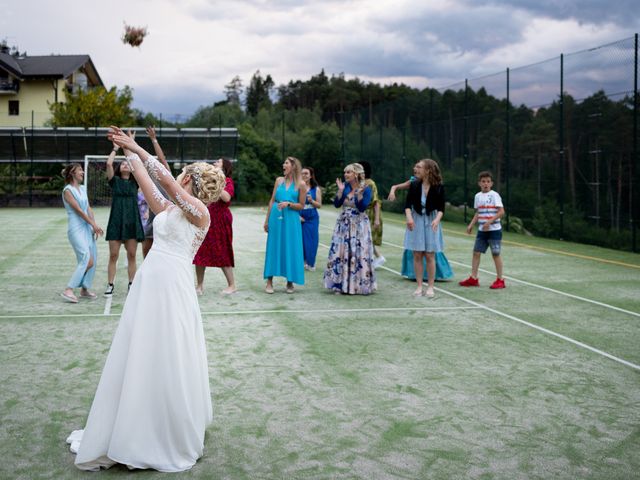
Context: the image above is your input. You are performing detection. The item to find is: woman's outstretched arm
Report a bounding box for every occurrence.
[108,127,209,228]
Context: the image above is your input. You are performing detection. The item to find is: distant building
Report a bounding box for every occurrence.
[0,47,103,127]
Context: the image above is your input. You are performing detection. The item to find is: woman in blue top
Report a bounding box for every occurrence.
[403,159,445,298]
[389,178,453,282]
[263,157,307,294]
[300,166,322,271]
[323,163,376,295]
[61,163,104,303]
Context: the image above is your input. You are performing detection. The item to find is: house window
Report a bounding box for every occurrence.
[9,100,19,116]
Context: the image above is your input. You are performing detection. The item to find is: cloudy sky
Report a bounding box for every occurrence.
[3,0,639,117]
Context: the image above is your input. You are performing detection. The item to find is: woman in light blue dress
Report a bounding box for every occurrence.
[389,177,453,281]
[300,166,322,271]
[61,163,104,303]
[403,159,445,298]
[263,157,307,293]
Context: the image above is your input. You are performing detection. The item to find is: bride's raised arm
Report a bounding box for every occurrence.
[108,126,209,228]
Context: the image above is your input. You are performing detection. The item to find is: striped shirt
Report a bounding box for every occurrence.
[474,190,503,231]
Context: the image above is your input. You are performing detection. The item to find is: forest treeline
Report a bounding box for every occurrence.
[43,69,637,250]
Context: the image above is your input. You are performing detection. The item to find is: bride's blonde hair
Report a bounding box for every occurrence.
[184,162,226,205]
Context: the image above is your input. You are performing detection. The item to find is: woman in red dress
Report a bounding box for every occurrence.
[194,158,236,294]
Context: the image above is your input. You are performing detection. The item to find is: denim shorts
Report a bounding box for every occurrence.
[474,229,502,255]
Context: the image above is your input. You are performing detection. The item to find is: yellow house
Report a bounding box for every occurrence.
[0,49,103,127]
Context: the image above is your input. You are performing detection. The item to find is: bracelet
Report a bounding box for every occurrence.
[112,147,119,152]
[152,139,159,144]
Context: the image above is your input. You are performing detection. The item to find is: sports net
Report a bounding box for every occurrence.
[84,155,128,206]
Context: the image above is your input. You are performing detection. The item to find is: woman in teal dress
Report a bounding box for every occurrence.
[263,157,307,294]
[388,176,453,281]
[61,163,104,303]
[104,144,144,296]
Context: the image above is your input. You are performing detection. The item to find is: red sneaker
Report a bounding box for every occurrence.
[459,276,479,287]
[490,278,506,289]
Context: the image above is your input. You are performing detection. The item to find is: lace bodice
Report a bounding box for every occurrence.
[152,205,210,259]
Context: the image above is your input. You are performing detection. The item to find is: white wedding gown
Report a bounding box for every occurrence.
[67,205,213,472]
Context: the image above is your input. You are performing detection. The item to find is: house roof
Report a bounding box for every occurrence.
[0,53,103,86]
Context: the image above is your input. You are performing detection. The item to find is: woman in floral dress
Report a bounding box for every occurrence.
[323,163,376,295]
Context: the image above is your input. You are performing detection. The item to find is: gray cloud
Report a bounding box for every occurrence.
[2,0,638,116]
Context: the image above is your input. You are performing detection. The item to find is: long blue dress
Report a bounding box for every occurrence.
[263,181,305,285]
[300,186,319,268]
[401,251,454,281]
[62,184,98,289]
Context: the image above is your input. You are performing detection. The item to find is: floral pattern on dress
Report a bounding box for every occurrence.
[323,196,377,295]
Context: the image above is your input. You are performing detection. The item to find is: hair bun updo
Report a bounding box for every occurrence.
[184,162,226,205]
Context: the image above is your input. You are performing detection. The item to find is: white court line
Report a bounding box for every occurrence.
[381,263,640,372]
[103,295,112,315]
[0,305,480,320]
[317,238,640,372]
[378,239,640,318]
[322,219,640,318]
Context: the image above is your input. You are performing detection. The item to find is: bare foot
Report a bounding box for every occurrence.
[195,286,204,296]
[221,286,237,295]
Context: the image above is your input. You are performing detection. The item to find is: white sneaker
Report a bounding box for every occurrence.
[372,256,386,269]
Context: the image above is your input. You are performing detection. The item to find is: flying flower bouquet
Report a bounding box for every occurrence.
[122,23,148,47]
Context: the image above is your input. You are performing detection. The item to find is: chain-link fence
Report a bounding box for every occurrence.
[272,35,639,251]
[0,127,238,207]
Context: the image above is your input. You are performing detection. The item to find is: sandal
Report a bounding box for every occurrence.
[60,291,78,304]
[80,289,97,299]
[265,284,274,294]
[286,283,295,294]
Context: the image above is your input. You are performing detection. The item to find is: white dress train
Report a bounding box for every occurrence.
[67,205,212,472]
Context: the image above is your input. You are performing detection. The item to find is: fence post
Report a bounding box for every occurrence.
[281,110,286,161]
[29,110,34,207]
[633,33,638,252]
[360,108,364,161]
[402,122,407,181]
[10,131,17,194]
[463,79,469,223]
[505,68,511,231]
[429,89,434,159]
[559,53,565,239]
[341,110,346,165]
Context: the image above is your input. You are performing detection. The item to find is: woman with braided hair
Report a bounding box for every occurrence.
[67,127,225,473]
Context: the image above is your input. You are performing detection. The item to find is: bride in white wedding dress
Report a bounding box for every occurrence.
[66,127,225,472]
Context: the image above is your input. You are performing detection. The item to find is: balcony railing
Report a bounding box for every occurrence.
[0,80,19,94]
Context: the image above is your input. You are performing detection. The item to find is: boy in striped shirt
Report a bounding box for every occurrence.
[459,171,506,289]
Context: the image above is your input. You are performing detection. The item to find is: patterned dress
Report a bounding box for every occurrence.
[105,176,144,241]
[193,177,235,267]
[324,185,376,295]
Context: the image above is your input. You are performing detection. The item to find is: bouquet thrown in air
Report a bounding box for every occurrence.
[122,23,148,47]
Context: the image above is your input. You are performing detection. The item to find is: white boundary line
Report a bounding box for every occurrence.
[376,264,640,372]
[378,239,640,318]
[103,295,112,315]
[0,305,481,320]
[317,236,640,372]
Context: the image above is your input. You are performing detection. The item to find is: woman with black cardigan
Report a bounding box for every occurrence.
[404,159,445,298]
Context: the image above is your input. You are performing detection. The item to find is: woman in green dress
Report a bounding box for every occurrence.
[361,161,385,268]
[104,142,144,296]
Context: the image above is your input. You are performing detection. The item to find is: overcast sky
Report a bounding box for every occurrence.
[3,0,639,118]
